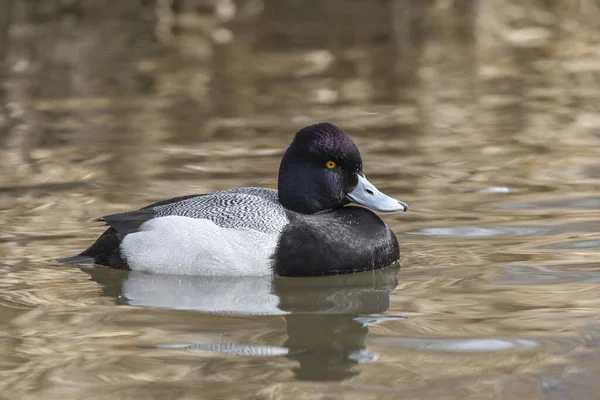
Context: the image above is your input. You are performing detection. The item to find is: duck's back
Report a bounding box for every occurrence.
[151,187,287,234]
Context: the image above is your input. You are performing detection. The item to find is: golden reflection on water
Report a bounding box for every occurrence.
[3,0,600,399]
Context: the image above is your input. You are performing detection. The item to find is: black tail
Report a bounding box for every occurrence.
[53,194,195,270]
[54,227,129,269]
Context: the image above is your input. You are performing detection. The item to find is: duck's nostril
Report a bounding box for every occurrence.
[365,189,374,195]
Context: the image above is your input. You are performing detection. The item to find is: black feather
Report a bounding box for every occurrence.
[96,209,156,235]
[274,207,399,276]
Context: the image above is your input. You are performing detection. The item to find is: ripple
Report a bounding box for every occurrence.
[409,221,600,238]
[348,349,379,363]
[538,240,600,250]
[409,226,541,237]
[151,342,291,356]
[374,337,539,353]
[492,264,600,285]
[353,316,407,326]
[504,196,600,210]
[577,165,600,179]
[460,186,512,193]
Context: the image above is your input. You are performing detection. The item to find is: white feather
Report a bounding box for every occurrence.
[120,216,279,276]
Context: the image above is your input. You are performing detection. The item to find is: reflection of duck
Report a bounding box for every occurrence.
[86,264,401,381]
[57,123,407,276]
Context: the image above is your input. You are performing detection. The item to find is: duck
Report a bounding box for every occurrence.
[55,122,407,277]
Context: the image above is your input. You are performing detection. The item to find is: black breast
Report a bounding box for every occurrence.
[273,207,399,276]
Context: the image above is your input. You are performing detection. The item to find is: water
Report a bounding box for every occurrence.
[2,0,600,398]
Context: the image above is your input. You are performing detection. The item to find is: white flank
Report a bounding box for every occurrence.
[121,216,278,276]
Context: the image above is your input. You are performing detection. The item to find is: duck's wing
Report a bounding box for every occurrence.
[97,188,286,235]
[95,193,209,236]
[95,209,156,236]
[141,193,205,209]
[148,188,286,234]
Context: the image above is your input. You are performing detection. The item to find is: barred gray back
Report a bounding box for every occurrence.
[152,187,288,234]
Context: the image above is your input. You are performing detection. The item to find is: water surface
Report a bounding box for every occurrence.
[2,1,600,399]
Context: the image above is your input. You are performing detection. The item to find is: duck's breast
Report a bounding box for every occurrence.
[273,207,399,276]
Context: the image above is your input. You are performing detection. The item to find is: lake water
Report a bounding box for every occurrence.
[2,1,600,399]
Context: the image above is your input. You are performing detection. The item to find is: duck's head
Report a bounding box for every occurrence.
[278,122,408,214]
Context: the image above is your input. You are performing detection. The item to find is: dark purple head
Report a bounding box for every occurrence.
[278,123,408,214]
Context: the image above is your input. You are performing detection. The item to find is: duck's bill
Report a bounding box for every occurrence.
[346,174,408,213]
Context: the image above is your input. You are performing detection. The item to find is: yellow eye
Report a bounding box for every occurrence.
[325,160,337,169]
